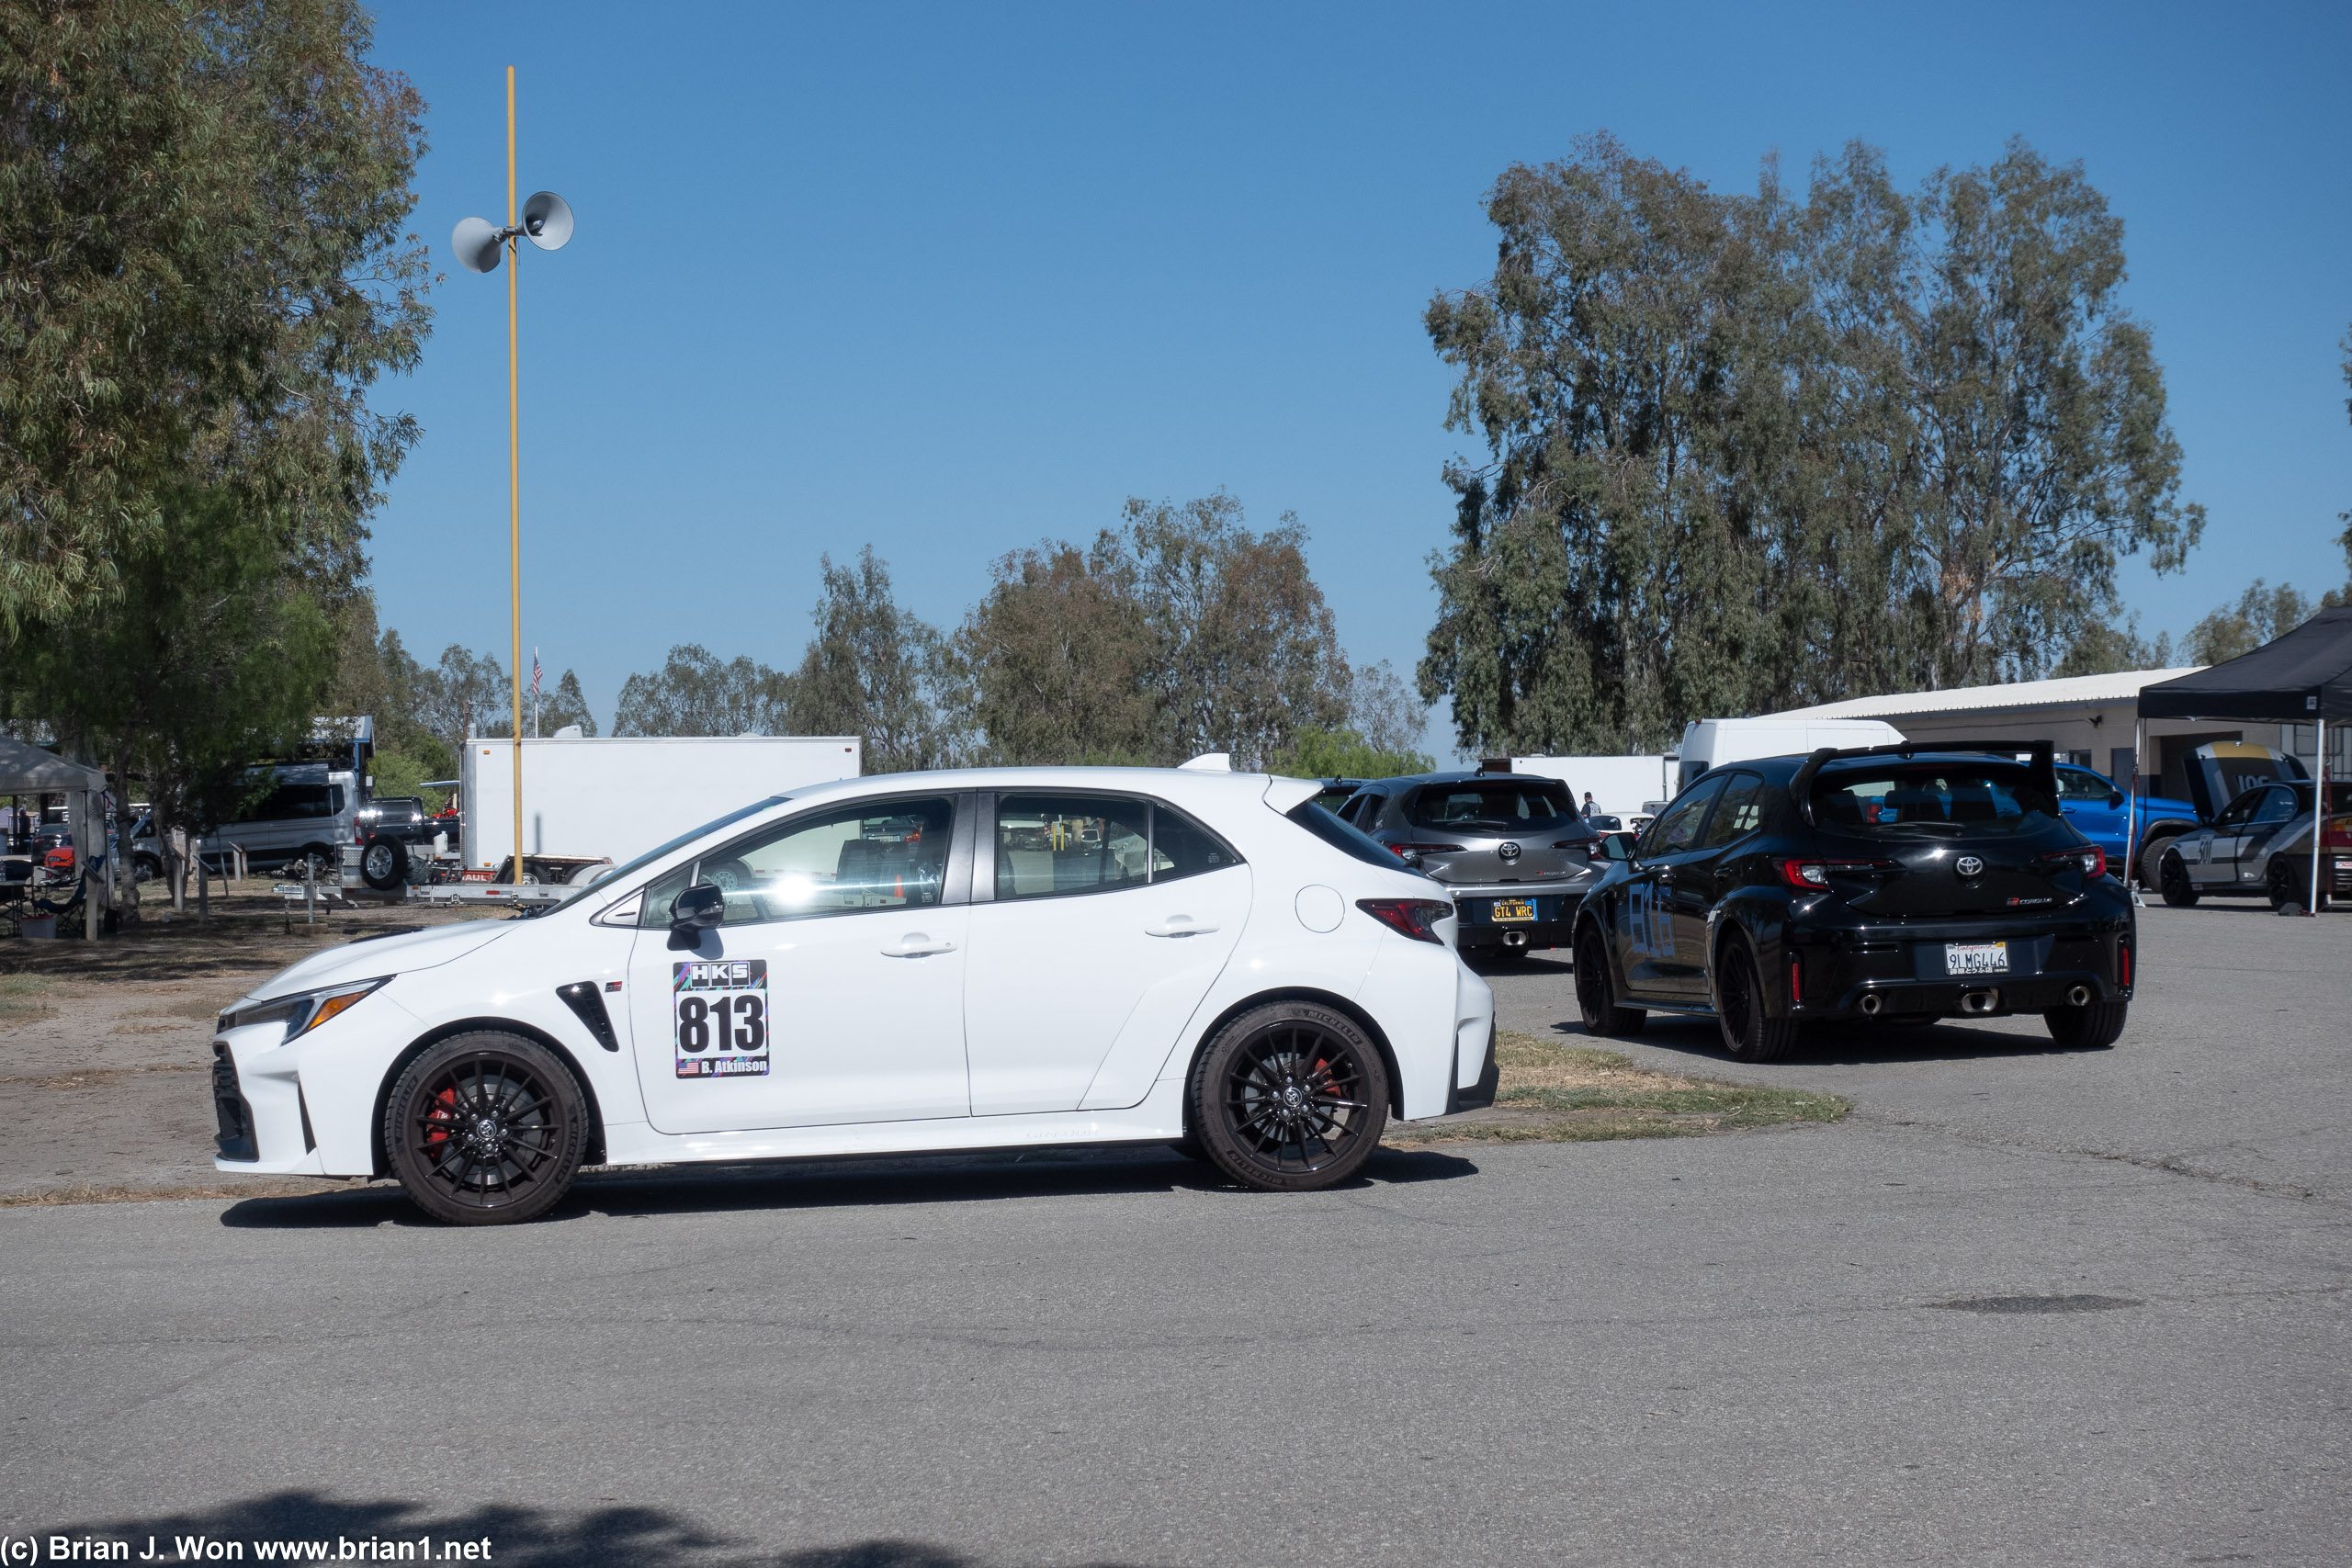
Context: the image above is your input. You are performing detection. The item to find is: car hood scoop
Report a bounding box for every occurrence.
[245,919,514,1002]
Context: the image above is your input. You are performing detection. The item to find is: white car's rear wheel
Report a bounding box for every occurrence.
[1188,1002,1389,1192]
[385,1032,588,1225]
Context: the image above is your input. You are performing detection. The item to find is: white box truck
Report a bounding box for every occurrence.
[1676,717,1905,793]
[1510,756,1678,824]
[459,735,863,876]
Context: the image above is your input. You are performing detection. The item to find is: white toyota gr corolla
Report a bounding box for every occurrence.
[211,765,1498,1224]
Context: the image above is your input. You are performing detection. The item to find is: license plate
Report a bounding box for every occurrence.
[1491,898,1534,923]
[1945,941,2009,976]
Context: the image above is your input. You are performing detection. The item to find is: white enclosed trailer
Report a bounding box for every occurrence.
[1510,756,1677,822]
[459,735,862,875]
[1675,717,1905,792]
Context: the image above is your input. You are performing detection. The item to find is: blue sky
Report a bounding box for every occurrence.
[365,1,2352,751]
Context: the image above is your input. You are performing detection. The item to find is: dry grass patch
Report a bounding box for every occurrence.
[1385,1030,1849,1145]
[0,975,57,1026]
[0,1178,351,1207]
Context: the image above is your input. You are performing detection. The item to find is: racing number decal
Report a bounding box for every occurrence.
[674,959,770,1077]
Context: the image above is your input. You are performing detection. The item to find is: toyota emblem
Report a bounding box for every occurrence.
[1955,855,1984,878]
[1498,840,1522,863]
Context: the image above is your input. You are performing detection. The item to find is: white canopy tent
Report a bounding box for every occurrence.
[0,737,108,940]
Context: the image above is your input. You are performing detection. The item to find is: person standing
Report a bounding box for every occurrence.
[1581,792,1599,819]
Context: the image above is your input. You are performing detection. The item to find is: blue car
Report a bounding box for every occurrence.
[2053,764,2198,881]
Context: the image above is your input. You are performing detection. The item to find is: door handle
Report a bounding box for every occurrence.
[883,934,956,957]
[1145,918,1218,938]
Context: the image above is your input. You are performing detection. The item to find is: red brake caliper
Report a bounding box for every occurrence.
[424,1086,457,1145]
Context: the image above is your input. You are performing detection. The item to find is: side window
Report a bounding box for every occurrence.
[1150,804,1240,884]
[995,794,1151,900]
[2249,787,2296,827]
[1645,776,1727,855]
[2211,792,2259,831]
[1342,792,1380,826]
[639,796,956,928]
[1697,773,1764,850]
[2056,768,2112,801]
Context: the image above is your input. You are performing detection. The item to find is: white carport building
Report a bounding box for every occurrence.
[1758,668,2272,802]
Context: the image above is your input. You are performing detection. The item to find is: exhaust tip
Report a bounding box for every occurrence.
[2067,985,2091,1007]
[1502,930,1527,948]
[1960,989,1999,1015]
[1858,993,1883,1017]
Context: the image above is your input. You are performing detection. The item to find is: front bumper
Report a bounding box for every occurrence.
[1444,883,1589,951]
[1786,914,2134,1021]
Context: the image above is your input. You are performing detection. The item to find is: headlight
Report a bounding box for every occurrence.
[218,977,389,1043]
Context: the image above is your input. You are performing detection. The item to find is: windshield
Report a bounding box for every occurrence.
[1408,780,1579,833]
[1814,764,2057,838]
[540,795,787,915]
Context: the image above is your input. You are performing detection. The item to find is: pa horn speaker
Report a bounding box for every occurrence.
[522,191,573,251]
[451,216,503,274]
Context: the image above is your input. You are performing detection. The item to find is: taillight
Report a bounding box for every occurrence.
[1356,898,1455,944]
[2038,846,2106,878]
[1392,842,1464,858]
[2324,817,2352,849]
[1776,857,1878,891]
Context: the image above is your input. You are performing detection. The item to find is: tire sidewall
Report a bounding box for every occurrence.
[1187,1001,1390,1193]
[384,1032,589,1224]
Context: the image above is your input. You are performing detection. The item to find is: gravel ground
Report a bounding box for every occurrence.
[0,893,497,1201]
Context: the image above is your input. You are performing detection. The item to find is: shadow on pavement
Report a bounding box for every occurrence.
[53,1491,1147,1567]
[220,1144,1476,1229]
[1549,1011,2109,1068]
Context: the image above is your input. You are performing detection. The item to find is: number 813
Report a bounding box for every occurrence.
[677,994,766,1053]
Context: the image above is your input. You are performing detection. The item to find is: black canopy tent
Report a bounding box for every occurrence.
[2136,604,2352,914]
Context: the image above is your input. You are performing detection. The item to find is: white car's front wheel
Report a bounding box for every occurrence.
[1187,1001,1389,1192]
[384,1032,589,1225]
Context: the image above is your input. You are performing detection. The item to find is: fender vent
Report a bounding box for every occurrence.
[557,982,620,1052]
[212,1043,256,1162]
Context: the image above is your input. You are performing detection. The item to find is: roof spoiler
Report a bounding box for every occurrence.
[1790,739,2057,826]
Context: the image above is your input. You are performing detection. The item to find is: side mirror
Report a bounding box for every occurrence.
[670,882,725,932]
[1599,831,1634,863]
[2108,790,2125,808]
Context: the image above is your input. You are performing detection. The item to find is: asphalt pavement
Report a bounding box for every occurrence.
[1,902,2344,1567]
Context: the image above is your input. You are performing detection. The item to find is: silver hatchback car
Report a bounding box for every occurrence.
[1336,771,1604,958]
[2154,778,2351,911]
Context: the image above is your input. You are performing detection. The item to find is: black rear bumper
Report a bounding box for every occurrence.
[1789,920,2133,1020]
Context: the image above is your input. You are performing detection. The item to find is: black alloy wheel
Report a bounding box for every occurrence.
[2157,851,2199,908]
[1187,1002,1389,1192]
[385,1032,588,1224]
[1574,924,1645,1037]
[1716,936,1801,1064]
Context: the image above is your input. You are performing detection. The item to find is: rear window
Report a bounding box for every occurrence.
[1285,800,1420,874]
[1814,764,2057,838]
[1408,780,1577,832]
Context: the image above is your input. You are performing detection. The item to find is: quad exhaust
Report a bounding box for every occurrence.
[1959,989,1999,1015]
[2066,985,2091,1007]
[1858,993,1883,1018]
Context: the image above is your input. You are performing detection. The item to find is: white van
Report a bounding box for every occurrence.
[1676,717,1906,794]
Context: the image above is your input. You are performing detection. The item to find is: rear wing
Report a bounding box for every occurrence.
[1789,739,2057,826]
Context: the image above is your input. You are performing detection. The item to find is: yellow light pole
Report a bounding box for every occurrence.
[451,73,573,882]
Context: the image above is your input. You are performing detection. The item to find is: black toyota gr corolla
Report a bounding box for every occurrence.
[1571,743,2136,1062]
